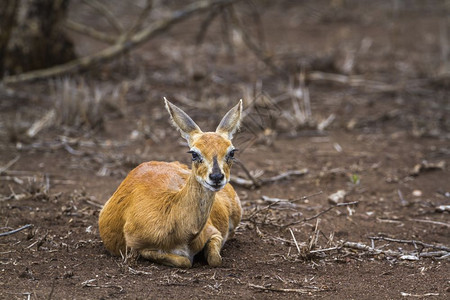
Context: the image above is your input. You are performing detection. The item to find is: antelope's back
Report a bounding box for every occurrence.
[98,161,190,255]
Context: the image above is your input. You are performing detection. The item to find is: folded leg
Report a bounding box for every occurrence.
[140,249,192,268]
[204,231,223,267]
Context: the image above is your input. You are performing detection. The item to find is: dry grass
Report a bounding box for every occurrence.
[50,78,128,131]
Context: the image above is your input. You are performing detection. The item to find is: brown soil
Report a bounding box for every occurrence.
[1,1,449,299]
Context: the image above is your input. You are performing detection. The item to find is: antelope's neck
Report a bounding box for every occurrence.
[178,174,216,231]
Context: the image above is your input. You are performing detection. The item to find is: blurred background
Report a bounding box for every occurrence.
[1,0,449,298]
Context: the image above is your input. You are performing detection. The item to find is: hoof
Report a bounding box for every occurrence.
[207,253,223,267]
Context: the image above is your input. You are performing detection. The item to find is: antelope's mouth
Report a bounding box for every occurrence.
[205,182,225,192]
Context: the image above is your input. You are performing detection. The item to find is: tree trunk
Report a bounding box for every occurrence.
[0,0,19,79]
[2,0,76,76]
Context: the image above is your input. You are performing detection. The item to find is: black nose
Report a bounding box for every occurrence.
[209,172,224,183]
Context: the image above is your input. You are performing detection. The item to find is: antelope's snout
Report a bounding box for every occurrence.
[208,156,225,186]
[209,172,225,184]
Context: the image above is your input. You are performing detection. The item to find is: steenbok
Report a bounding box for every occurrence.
[99,99,243,267]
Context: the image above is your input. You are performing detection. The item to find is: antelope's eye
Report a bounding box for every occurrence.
[227,149,237,160]
[188,151,201,162]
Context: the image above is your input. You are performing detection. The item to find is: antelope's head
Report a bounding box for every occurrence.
[165,98,242,192]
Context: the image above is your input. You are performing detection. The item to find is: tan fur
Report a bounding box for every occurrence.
[98,100,243,268]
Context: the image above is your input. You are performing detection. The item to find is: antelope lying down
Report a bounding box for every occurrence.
[98,99,243,267]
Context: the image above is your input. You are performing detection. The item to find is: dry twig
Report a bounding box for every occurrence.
[411,219,450,228]
[248,283,323,294]
[400,292,440,298]
[0,155,20,174]
[231,168,308,189]
[64,20,116,44]
[282,201,359,228]
[0,224,33,237]
[242,201,282,222]
[288,228,301,255]
[341,239,450,260]
[81,278,124,292]
[368,236,450,252]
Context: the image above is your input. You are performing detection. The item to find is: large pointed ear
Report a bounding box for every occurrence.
[164,97,202,143]
[216,99,243,140]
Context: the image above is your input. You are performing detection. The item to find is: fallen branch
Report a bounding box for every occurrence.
[282,201,359,228]
[342,241,450,260]
[248,283,323,294]
[411,218,450,228]
[128,267,152,275]
[262,191,323,204]
[81,278,124,292]
[400,292,440,298]
[342,241,399,257]
[26,110,55,138]
[83,199,104,209]
[234,159,260,187]
[368,236,450,252]
[0,155,20,174]
[263,169,309,184]
[260,195,298,208]
[3,0,237,84]
[242,191,323,222]
[231,168,308,189]
[0,224,33,237]
[242,201,283,222]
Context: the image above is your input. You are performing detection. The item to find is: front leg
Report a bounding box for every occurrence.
[139,249,192,268]
[190,224,224,267]
[204,232,223,267]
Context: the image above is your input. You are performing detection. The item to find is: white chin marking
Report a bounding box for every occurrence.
[205,182,224,192]
[196,176,225,192]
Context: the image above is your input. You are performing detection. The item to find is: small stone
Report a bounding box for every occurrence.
[399,255,419,261]
[436,205,450,213]
[328,190,346,205]
[412,190,422,197]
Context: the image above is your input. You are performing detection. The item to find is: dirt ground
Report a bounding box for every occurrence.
[1,1,449,299]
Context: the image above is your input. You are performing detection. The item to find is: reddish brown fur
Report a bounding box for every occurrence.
[98,100,242,268]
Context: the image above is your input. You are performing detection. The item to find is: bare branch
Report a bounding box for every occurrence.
[64,19,117,44]
[195,6,221,45]
[121,0,154,42]
[66,1,153,44]
[3,0,238,84]
[82,0,124,34]
[227,6,282,76]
